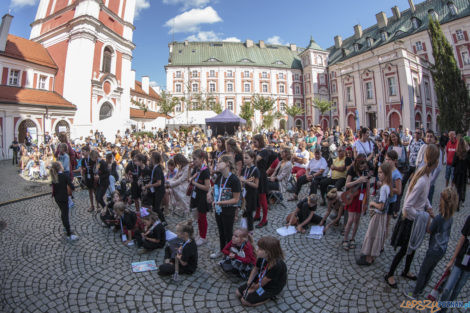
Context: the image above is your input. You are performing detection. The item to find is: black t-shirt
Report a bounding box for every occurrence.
[215,173,241,208]
[125,161,139,183]
[150,164,165,196]
[181,240,198,274]
[242,166,260,195]
[148,222,166,246]
[122,211,137,230]
[346,167,367,191]
[255,258,287,294]
[25,135,32,146]
[190,167,210,212]
[296,198,317,223]
[345,157,353,167]
[256,149,270,193]
[81,157,95,181]
[456,215,470,271]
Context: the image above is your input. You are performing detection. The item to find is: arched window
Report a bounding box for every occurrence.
[102,47,113,73]
[99,102,113,120]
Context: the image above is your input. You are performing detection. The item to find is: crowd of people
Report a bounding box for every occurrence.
[9,123,470,308]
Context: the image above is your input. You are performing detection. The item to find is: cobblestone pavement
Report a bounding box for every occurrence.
[0,168,469,313]
[0,160,50,203]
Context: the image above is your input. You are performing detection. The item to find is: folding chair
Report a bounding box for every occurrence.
[268,190,287,210]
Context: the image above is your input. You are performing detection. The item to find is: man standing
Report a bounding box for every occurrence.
[401,128,412,147]
[403,129,425,187]
[24,131,33,152]
[44,131,51,145]
[445,131,458,187]
[206,125,212,139]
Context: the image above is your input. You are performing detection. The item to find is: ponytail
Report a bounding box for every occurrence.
[50,161,61,184]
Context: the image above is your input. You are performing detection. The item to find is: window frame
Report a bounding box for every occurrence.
[387,76,397,96]
[209,82,216,93]
[192,83,198,92]
[279,83,285,94]
[175,83,182,93]
[9,69,20,86]
[456,29,464,41]
[365,82,373,100]
[38,75,47,90]
[227,100,234,111]
[244,83,251,93]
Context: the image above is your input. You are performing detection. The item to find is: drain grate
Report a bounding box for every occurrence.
[0,220,6,232]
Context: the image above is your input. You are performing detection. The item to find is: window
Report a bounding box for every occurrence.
[317,55,323,65]
[175,102,182,112]
[9,70,19,86]
[227,83,233,92]
[296,102,302,108]
[192,70,198,77]
[331,82,337,94]
[227,70,233,77]
[102,46,113,73]
[381,31,388,41]
[209,70,215,77]
[456,29,464,41]
[295,85,300,94]
[175,84,182,93]
[462,51,470,65]
[227,101,234,111]
[366,82,373,100]
[388,77,397,96]
[209,83,216,92]
[280,101,286,112]
[176,71,182,78]
[416,41,423,51]
[192,83,198,92]
[262,72,268,78]
[279,73,284,79]
[367,37,373,48]
[294,73,299,80]
[411,17,419,30]
[39,75,47,90]
[319,74,326,85]
[244,83,251,92]
[354,43,360,52]
[244,71,249,78]
[346,86,352,102]
[262,84,268,93]
[424,81,431,100]
[279,84,285,93]
[448,2,458,15]
[99,102,113,120]
[413,78,421,98]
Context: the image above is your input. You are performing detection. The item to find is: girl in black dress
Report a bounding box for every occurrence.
[91,150,109,211]
[125,150,141,210]
[80,146,96,212]
[253,134,269,228]
[50,161,78,241]
[452,138,470,210]
[240,150,259,232]
[145,152,166,224]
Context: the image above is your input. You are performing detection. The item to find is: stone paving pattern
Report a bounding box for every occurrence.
[0,166,469,312]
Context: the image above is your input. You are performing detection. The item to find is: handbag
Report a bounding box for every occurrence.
[427,269,450,301]
[186,183,194,197]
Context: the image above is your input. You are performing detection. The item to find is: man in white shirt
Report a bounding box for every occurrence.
[291,141,310,179]
[288,149,327,201]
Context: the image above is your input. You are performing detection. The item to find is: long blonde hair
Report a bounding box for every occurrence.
[49,161,62,184]
[407,144,439,194]
[380,162,394,198]
[439,187,458,220]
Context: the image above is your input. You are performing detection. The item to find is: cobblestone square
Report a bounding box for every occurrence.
[0,160,469,312]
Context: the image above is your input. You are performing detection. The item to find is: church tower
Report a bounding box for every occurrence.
[30,0,136,137]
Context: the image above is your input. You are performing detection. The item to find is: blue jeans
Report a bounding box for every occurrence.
[445,165,454,182]
[440,266,470,312]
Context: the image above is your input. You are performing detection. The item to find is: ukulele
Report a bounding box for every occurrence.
[340,171,369,206]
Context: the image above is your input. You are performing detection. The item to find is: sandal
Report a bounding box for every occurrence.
[349,239,356,249]
[356,255,372,266]
[342,240,349,251]
[401,273,417,281]
[384,275,397,289]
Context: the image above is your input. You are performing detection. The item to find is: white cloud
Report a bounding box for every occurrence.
[163,0,211,10]
[150,81,158,87]
[186,31,240,42]
[135,0,150,18]
[164,6,222,33]
[10,0,37,8]
[266,35,284,45]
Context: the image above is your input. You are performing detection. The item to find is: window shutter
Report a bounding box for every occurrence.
[21,71,27,87]
[453,34,458,43]
[33,73,38,89]
[2,67,8,85]
[413,46,417,54]
[422,42,427,51]
[465,31,469,41]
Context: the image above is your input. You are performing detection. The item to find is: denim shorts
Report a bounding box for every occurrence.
[445,165,454,181]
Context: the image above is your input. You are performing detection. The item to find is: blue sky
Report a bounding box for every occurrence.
[2,0,413,88]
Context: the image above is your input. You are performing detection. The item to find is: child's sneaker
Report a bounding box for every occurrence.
[67,234,79,241]
[196,238,207,246]
[126,240,134,246]
[210,251,222,259]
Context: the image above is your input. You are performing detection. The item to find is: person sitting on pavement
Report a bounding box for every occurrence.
[285,194,322,234]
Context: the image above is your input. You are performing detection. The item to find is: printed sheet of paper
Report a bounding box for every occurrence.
[307,226,324,239]
[131,260,157,273]
[276,226,297,236]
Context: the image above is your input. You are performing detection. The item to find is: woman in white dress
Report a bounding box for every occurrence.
[167,154,190,216]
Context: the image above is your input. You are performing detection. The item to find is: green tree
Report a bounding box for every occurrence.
[429,17,470,133]
[313,98,333,116]
[262,114,275,129]
[285,104,304,119]
[252,94,275,115]
[131,99,148,113]
[240,102,254,122]
[157,91,178,127]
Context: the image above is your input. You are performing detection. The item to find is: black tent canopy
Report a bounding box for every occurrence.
[205,109,246,136]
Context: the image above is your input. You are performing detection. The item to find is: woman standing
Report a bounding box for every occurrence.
[167,154,190,216]
[189,149,211,246]
[452,138,470,210]
[226,138,243,176]
[253,134,269,228]
[211,136,226,175]
[385,144,439,288]
[211,155,241,259]
[81,146,96,212]
[50,161,78,241]
[387,131,407,174]
[91,150,109,211]
[145,152,166,225]
[240,151,260,232]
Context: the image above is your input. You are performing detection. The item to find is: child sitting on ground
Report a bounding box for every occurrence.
[114,201,139,246]
[286,194,322,233]
[219,228,256,279]
[320,188,346,235]
[158,220,198,276]
[134,207,166,254]
[236,236,287,307]
[100,191,120,228]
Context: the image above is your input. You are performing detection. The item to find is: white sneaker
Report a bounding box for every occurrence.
[67,234,79,241]
[196,238,207,246]
[210,251,222,259]
[126,240,134,246]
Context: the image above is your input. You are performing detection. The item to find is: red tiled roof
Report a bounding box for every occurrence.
[0,35,57,69]
[0,85,76,109]
[131,80,160,101]
[130,107,168,119]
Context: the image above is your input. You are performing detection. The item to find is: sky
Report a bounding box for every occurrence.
[2,0,413,88]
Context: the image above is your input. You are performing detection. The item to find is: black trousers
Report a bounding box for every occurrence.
[319,177,346,199]
[152,192,166,222]
[295,175,322,196]
[12,151,18,165]
[215,207,236,251]
[95,184,108,208]
[244,194,257,232]
[266,180,280,191]
[56,199,71,236]
[134,232,164,250]
[387,245,416,278]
